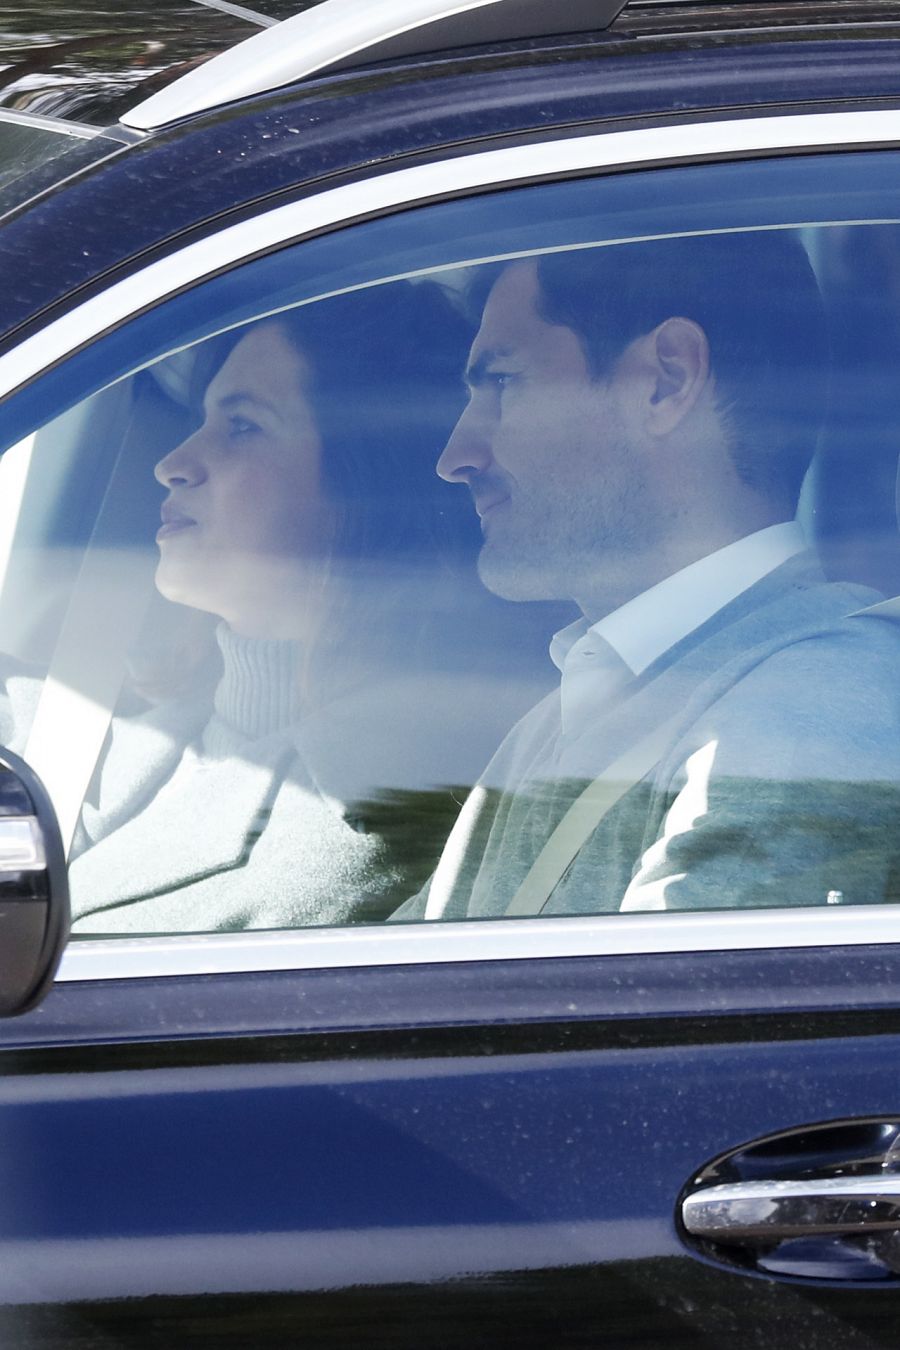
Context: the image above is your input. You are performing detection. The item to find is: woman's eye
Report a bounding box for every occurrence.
[228,415,260,437]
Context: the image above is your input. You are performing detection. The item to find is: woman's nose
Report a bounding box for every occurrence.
[436,403,493,483]
[154,433,207,487]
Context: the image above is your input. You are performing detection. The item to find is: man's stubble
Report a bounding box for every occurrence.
[475,412,654,617]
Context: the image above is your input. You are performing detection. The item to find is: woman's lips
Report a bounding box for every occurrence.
[157,509,196,541]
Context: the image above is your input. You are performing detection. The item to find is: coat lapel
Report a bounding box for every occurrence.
[70,719,295,919]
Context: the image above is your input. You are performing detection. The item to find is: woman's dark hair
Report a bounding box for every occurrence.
[207,280,477,565]
[138,279,477,701]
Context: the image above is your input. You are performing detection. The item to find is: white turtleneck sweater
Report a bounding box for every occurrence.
[66,625,407,934]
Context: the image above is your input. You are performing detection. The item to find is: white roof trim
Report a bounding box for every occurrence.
[120,0,625,132]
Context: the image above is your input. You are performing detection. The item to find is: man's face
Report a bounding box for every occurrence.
[437,259,651,611]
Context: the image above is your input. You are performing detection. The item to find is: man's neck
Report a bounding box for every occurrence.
[569,519,805,680]
[575,510,788,625]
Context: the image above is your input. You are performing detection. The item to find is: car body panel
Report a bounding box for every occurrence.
[1,7,900,1346]
[4,34,900,338]
[3,109,900,410]
[2,948,900,1343]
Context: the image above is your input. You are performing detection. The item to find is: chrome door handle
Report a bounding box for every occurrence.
[682,1175,900,1246]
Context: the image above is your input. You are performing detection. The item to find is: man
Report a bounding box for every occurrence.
[396,232,900,919]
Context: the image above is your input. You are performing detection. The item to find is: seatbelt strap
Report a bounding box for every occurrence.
[504,713,682,917]
[850,595,900,620]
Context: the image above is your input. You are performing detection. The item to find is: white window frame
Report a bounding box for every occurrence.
[56,905,900,981]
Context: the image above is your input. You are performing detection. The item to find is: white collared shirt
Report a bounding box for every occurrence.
[549,522,807,738]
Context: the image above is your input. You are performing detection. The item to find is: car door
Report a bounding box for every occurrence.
[0,116,899,1349]
[3,938,900,1349]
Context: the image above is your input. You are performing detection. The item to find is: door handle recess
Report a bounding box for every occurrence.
[682,1175,900,1246]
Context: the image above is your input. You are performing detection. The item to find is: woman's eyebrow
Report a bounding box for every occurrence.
[210,390,282,420]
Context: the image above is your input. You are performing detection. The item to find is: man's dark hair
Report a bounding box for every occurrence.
[533,231,829,508]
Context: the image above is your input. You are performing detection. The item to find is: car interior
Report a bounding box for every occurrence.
[0,201,898,932]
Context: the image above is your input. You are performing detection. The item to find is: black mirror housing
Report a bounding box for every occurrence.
[0,747,69,1016]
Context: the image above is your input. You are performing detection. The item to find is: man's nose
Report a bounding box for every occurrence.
[436,403,493,483]
[154,432,208,488]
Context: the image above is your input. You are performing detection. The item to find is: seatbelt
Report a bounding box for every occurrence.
[504,713,683,916]
[850,595,900,620]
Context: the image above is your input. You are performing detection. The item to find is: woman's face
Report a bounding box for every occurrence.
[154,323,327,637]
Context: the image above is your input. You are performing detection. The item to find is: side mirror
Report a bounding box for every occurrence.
[0,747,69,1017]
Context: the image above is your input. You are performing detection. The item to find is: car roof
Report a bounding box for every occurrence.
[2,0,899,132]
[121,0,900,131]
[121,0,629,131]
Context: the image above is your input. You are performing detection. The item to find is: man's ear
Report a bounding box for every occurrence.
[643,316,711,436]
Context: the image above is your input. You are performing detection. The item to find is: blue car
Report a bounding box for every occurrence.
[2,1,900,1344]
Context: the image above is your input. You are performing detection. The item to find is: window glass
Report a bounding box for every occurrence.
[0,117,78,181]
[1,151,899,934]
[0,115,122,218]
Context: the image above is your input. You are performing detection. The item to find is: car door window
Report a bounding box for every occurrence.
[1,150,898,936]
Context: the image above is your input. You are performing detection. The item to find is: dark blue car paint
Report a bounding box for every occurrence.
[0,948,899,1342]
[3,35,900,344]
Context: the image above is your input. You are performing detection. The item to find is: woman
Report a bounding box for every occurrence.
[65,282,480,934]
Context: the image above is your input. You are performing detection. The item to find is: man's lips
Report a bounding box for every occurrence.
[157,503,197,540]
[474,493,510,522]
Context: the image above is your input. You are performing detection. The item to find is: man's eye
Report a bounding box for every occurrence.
[487,371,516,390]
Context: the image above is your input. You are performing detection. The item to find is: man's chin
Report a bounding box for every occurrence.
[477,544,558,602]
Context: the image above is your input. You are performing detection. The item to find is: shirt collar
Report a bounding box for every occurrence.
[550,521,807,677]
